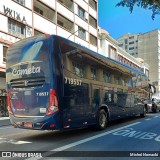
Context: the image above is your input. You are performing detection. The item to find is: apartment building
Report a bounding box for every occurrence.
[0,0,98,90]
[98,29,149,76]
[117,33,140,58]
[117,29,160,94]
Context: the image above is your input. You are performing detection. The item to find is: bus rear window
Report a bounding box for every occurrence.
[21,41,43,62]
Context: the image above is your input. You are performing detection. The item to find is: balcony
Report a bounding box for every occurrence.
[89,6,97,19]
[57,0,74,12]
[57,26,74,41]
[89,25,97,37]
[57,2,74,21]
[75,15,88,31]
[75,36,89,49]
[33,0,56,23]
[40,0,56,10]
[34,13,56,34]
[57,13,74,33]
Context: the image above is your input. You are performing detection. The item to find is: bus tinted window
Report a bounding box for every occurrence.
[64,83,89,106]
[21,41,43,61]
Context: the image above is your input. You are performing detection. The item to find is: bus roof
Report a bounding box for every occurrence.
[54,35,145,76]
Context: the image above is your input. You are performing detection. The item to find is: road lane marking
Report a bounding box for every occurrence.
[154,115,160,118]
[51,122,141,152]
[112,127,160,142]
[25,122,141,160]
[145,118,151,121]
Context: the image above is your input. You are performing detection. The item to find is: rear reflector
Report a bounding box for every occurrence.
[50,124,55,128]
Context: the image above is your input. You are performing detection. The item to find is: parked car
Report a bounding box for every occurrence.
[143,98,152,113]
[152,98,160,113]
[144,98,160,113]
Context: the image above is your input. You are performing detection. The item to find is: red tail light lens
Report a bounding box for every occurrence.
[7,91,13,115]
[45,34,50,38]
[46,89,59,116]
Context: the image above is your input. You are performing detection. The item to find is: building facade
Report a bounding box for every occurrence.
[117,33,140,58]
[117,29,160,94]
[98,29,149,75]
[0,0,98,88]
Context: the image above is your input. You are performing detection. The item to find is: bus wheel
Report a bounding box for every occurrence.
[152,107,157,113]
[140,107,146,118]
[95,109,107,130]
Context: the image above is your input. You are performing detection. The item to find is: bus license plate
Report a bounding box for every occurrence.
[24,122,32,128]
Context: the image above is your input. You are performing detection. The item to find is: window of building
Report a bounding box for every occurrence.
[89,15,97,28]
[34,6,43,15]
[103,71,111,83]
[89,0,97,10]
[72,62,85,78]
[118,44,123,47]
[8,18,26,38]
[14,0,25,5]
[57,20,64,27]
[57,0,74,11]
[129,41,134,45]
[129,47,134,50]
[3,46,8,62]
[125,39,128,44]
[57,14,74,32]
[90,34,97,46]
[78,6,85,20]
[91,67,97,80]
[109,45,117,60]
[33,0,56,23]
[129,36,134,39]
[145,69,149,77]
[78,26,86,40]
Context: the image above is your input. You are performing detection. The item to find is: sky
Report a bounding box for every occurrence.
[98,0,160,39]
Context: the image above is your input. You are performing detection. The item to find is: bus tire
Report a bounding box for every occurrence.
[95,109,107,130]
[152,106,157,113]
[140,107,146,118]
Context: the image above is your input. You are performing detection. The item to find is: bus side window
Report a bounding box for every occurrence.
[93,89,100,106]
[104,92,114,103]
[117,93,127,107]
[136,74,142,87]
[64,83,89,107]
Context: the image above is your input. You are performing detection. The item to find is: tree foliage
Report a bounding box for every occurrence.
[116,0,160,19]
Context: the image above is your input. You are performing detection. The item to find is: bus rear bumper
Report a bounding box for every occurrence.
[9,114,61,130]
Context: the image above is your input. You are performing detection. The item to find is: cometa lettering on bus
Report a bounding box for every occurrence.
[12,66,41,76]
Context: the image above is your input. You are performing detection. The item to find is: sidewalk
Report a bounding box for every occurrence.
[0,117,10,126]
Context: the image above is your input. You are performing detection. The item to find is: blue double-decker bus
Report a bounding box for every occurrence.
[6,34,149,131]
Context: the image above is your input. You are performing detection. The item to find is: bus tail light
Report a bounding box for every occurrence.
[45,34,50,38]
[46,89,59,116]
[7,91,13,115]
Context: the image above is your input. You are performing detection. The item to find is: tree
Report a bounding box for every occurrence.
[116,0,160,19]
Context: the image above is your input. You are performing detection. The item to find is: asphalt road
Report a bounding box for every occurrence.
[0,113,160,160]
